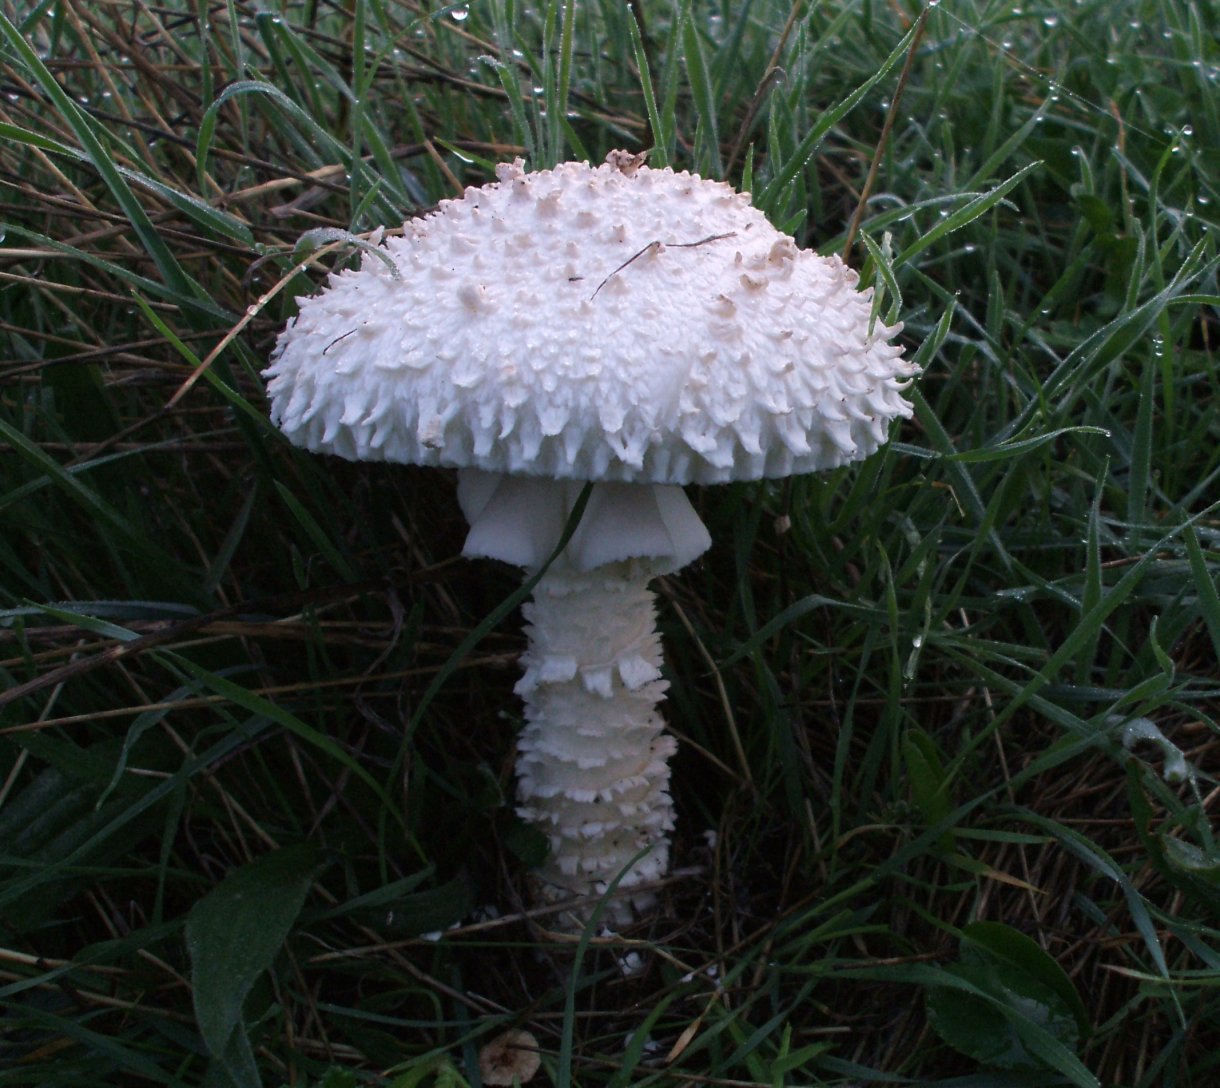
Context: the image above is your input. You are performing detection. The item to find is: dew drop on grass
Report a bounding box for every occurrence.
[1043,13,1059,26]
[995,586,1031,602]
[450,5,470,21]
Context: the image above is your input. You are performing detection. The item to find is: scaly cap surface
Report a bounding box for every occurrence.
[265,152,917,484]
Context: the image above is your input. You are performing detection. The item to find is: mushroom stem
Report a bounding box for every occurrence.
[514,569,675,922]
[456,470,712,923]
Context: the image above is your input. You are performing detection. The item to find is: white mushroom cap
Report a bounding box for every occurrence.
[265,153,917,485]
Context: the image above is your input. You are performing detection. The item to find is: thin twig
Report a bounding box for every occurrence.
[841,5,930,260]
[590,232,735,299]
[724,0,805,178]
[164,237,351,409]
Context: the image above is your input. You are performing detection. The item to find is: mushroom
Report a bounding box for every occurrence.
[477,1029,541,1086]
[265,152,917,925]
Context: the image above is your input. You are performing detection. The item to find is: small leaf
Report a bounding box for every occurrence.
[961,921,1090,1039]
[927,923,1098,1087]
[187,844,325,1082]
[927,961,1079,1069]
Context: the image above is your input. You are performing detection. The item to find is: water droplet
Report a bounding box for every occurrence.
[1043,13,1059,26]
[450,5,469,21]
[1182,124,1194,136]
[996,586,1032,602]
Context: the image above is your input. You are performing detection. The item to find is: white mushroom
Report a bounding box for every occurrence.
[265,152,918,925]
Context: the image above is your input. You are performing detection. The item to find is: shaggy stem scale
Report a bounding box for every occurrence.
[515,571,676,922]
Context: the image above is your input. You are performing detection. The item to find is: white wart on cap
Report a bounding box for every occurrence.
[265,152,916,485]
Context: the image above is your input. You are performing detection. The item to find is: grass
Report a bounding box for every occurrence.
[0,0,1218,1084]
